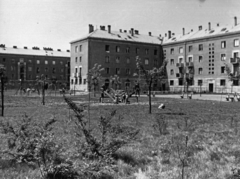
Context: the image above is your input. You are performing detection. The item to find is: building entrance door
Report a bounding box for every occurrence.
[209,83,214,93]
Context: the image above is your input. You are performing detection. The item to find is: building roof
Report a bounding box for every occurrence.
[162,23,240,45]
[70,29,163,45]
[0,46,70,58]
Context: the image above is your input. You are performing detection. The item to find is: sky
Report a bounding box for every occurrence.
[0,0,240,51]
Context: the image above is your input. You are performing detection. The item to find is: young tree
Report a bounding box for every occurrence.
[134,56,168,114]
[87,63,104,97]
[110,75,121,90]
[225,63,240,93]
[36,74,49,105]
[0,64,7,116]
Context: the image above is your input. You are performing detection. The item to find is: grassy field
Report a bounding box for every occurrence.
[0,93,240,179]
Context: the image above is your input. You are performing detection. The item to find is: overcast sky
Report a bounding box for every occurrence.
[0,0,239,51]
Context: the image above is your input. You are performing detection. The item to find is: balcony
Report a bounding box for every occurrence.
[176,62,184,68]
[176,73,184,78]
[230,57,240,64]
[186,62,194,67]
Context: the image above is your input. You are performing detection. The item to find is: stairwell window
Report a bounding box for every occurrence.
[234,39,239,47]
[221,41,226,49]
[170,69,174,75]
[221,54,226,61]
[145,58,149,65]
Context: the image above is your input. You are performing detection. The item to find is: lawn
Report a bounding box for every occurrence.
[0,93,240,179]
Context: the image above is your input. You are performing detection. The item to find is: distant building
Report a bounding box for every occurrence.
[70,25,164,92]
[163,17,240,93]
[0,45,70,89]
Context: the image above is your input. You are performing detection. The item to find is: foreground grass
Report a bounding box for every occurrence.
[1,93,240,178]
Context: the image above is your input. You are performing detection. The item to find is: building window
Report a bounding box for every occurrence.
[126,47,130,53]
[170,59,174,65]
[116,68,120,74]
[75,78,78,85]
[75,46,78,52]
[145,58,149,65]
[221,41,226,49]
[170,69,174,75]
[79,57,82,62]
[198,80,203,86]
[105,56,110,63]
[61,69,63,72]
[154,59,158,66]
[198,68,203,74]
[45,60,48,65]
[154,49,157,55]
[178,79,183,86]
[136,48,139,54]
[170,48,174,54]
[220,79,226,86]
[3,58,5,62]
[28,67,32,71]
[145,49,149,55]
[221,66,225,74]
[36,67,40,73]
[199,56,203,63]
[11,59,15,63]
[105,68,110,74]
[233,52,239,58]
[116,46,120,52]
[37,60,40,64]
[75,68,78,73]
[179,58,183,63]
[71,79,74,85]
[60,61,63,65]
[188,56,193,62]
[105,45,110,52]
[45,68,48,72]
[79,78,82,84]
[75,57,78,63]
[170,80,174,86]
[179,47,183,54]
[79,45,82,52]
[221,54,226,61]
[52,61,56,65]
[199,44,203,51]
[234,39,239,47]
[116,57,120,63]
[189,46,192,52]
[84,79,86,84]
[126,68,130,75]
[233,80,239,86]
[127,58,130,64]
[52,68,56,73]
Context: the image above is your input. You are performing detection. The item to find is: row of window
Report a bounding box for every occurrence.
[75,45,82,53]
[169,79,228,86]
[104,56,159,65]
[1,58,65,65]
[170,66,226,75]
[105,45,158,55]
[8,74,65,80]
[169,53,233,65]
[167,39,240,54]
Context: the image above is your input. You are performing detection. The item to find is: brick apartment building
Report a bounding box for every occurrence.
[0,45,70,89]
[163,17,240,93]
[70,25,164,92]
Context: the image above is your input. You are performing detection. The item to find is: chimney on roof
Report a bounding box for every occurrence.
[149,32,152,36]
[100,26,105,30]
[24,46,27,49]
[168,31,171,39]
[182,28,185,35]
[199,26,202,30]
[159,34,161,37]
[124,30,127,33]
[165,33,167,37]
[108,25,111,33]
[208,22,211,31]
[119,29,122,33]
[57,49,61,51]
[89,24,94,33]
[135,30,139,35]
[191,29,193,32]
[13,46,17,49]
[234,16,237,26]
[131,28,134,36]
[172,33,175,36]
[217,23,219,27]
[67,50,70,52]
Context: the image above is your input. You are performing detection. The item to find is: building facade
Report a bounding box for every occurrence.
[70,25,164,92]
[163,17,240,93]
[0,45,70,89]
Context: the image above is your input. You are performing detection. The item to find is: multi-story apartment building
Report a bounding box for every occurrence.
[163,17,240,93]
[70,25,164,91]
[0,44,70,89]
